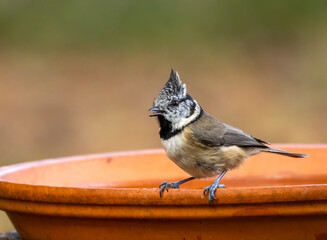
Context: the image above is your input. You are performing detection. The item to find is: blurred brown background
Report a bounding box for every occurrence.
[1,0,327,231]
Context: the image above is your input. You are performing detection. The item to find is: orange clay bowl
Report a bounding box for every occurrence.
[0,144,327,240]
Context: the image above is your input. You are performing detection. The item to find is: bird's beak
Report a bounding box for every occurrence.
[149,107,166,117]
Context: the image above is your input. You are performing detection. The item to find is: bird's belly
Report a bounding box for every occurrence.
[161,135,247,178]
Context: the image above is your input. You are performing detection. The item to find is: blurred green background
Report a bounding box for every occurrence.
[1,0,327,231]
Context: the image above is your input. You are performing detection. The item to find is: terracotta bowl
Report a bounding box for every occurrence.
[0,144,327,240]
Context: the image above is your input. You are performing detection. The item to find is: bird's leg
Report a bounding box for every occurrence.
[159,177,195,197]
[204,170,227,204]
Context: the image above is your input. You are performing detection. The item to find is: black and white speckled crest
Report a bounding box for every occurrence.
[151,69,203,139]
[154,69,187,107]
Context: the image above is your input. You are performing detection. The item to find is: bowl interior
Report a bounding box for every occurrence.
[0,145,326,189]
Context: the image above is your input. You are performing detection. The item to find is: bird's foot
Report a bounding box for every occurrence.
[159,182,180,198]
[203,183,225,205]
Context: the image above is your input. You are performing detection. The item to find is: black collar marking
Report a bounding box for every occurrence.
[158,107,203,140]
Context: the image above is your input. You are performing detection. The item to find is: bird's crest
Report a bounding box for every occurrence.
[154,69,187,106]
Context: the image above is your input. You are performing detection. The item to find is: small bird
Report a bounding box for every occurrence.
[149,69,307,204]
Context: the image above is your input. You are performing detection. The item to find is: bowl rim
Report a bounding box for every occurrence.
[0,144,326,207]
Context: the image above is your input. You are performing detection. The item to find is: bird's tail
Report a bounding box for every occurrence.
[262,148,307,158]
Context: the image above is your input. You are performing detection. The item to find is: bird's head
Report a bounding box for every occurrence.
[149,69,202,132]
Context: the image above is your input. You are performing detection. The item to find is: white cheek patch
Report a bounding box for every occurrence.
[173,104,201,130]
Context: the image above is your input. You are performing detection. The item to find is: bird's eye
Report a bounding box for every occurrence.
[171,100,179,107]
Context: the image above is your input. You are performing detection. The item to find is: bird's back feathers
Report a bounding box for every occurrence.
[190,112,306,158]
[190,112,268,148]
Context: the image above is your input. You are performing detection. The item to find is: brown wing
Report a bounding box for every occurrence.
[191,113,268,148]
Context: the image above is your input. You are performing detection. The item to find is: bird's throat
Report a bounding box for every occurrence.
[157,108,203,140]
[158,116,182,140]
